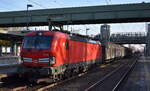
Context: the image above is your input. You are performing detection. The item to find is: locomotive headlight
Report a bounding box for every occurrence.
[38,32,42,36]
[49,57,55,65]
[22,57,32,62]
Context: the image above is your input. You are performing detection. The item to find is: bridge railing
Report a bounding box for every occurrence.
[110,32,146,44]
[111,32,146,38]
[0,56,20,66]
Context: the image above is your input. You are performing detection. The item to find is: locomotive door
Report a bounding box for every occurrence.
[65,40,69,64]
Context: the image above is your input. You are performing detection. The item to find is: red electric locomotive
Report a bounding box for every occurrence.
[18,30,102,82]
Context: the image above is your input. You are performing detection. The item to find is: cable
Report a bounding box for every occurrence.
[53,0,63,5]
[28,0,47,8]
[105,0,109,5]
[47,0,64,7]
[109,0,112,4]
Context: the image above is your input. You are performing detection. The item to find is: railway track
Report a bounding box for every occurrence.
[85,57,138,91]
[0,61,116,91]
[112,58,137,91]
[35,58,131,91]
[37,72,87,91]
[1,71,87,91]
[0,66,88,91]
[0,57,137,91]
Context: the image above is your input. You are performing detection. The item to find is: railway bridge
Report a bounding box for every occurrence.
[99,24,150,56]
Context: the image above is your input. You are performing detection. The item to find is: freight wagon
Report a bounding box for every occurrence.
[102,42,126,62]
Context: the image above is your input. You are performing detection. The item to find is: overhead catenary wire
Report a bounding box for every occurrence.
[53,0,64,6]
[105,0,109,5]
[108,0,112,4]
[46,0,64,7]
[28,0,47,8]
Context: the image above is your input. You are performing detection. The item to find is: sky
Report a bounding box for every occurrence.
[0,0,149,11]
[0,0,149,35]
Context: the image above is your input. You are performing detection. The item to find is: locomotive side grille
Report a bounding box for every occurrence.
[39,58,49,62]
[23,57,32,62]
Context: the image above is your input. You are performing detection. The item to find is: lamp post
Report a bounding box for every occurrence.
[86,28,89,35]
[26,4,33,30]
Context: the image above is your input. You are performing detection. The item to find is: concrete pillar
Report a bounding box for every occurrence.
[100,24,110,45]
[144,46,146,56]
[5,46,7,55]
[0,45,2,56]
[11,41,17,56]
[11,44,13,55]
[146,24,150,56]
[128,44,132,48]
[100,24,110,62]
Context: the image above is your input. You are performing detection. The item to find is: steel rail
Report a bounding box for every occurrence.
[85,58,137,91]
[112,59,137,91]
[85,63,125,91]
[37,72,87,91]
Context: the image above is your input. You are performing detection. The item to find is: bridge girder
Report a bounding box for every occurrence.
[0,3,150,27]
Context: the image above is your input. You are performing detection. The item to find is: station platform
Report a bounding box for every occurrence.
[0,56,20,75]
[0,56,20,66]
[120,56,150,91]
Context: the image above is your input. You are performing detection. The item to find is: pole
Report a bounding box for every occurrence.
[86,28,89,36]
[27,6,29,30]
[26,4,33,30]
[48,19,52,31]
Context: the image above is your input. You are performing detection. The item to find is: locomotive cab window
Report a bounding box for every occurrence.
[23,36,53,49]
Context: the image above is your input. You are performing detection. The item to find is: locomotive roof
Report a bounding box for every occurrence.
[52,29,100,43]
[24,30,101,44]
[69,34,100,44]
